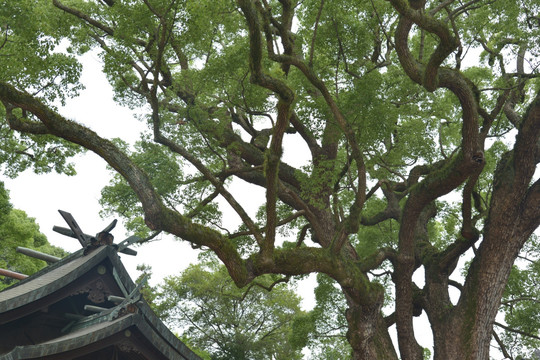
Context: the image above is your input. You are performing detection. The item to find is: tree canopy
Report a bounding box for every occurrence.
[0,1,539,359]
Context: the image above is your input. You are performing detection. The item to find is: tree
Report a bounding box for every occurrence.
[0,182,68,290]
[0,1,539,359]
[291,273,353,359]
[497,236,540,359]
[153,260,304,360]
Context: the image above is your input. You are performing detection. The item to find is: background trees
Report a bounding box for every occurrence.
[154,261,304,360]
[0,0,539,359]
[0,182,67,290]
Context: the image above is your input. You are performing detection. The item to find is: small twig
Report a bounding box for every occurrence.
[186,189,220,219]
[517,255,537,264]
[429,0,456,16]
[501,296,539,306]
[368,270,392,277]
[494,321,540,341]
[239,276,291,301]
[0,25,9,51]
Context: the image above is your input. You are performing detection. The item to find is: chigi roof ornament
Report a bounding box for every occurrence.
[53,210,139,256]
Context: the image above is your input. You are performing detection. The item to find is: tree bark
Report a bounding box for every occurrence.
[344,289,398,360]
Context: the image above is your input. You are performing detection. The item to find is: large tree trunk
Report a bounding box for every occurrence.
[427,106,540,359]
[346,310,398,359]
[344,289,398,359]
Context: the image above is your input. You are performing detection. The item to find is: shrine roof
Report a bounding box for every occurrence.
[1,312,198,360]
[0,245,200,360]
[0,247,108,313]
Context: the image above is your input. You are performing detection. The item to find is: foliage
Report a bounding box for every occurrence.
[0,0,539,358]
[498,236,540,359]
[291,274,352,359]
[0,0,83,178]
[0,182,68,290]
[154,260,304,360]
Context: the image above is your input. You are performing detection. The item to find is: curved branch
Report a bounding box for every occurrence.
[0,83,160,214]
[390,0,459,91]
[390,4,484,355]
[237,0,294,102]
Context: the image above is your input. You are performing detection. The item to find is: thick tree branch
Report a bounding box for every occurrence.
[237,0,298,263]
[2,82,261,291]
[516,178,540,237]
[389,0,459,91]
[263,98,292,262]
[237,0,294,102]
[248,20,367,246]
[503,45,527,127]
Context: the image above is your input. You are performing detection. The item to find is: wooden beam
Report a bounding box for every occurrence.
[16,247,61,263]
[0,268,28,280]
[108,295,126,304]
[84,305,109,313]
